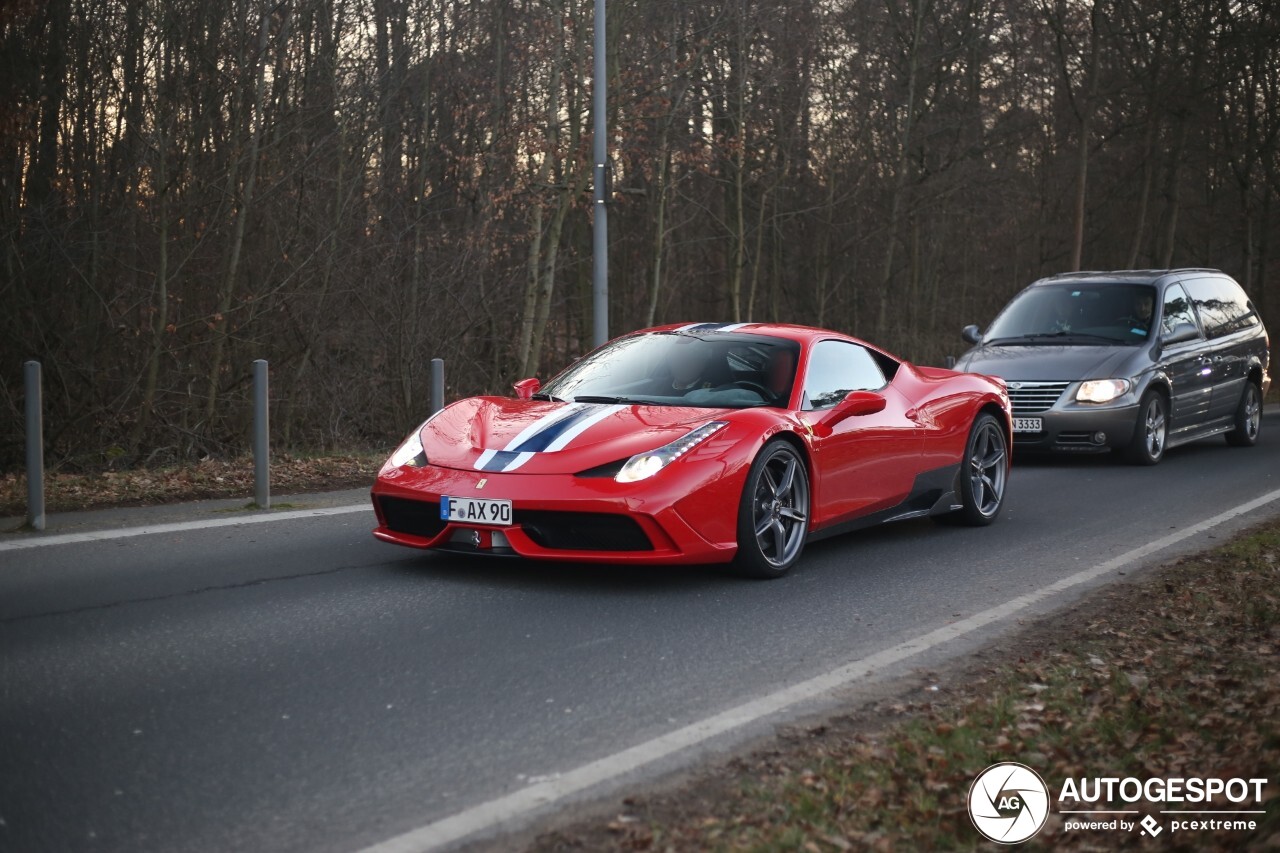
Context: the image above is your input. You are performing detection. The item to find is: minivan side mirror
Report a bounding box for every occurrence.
[962,324,982,345]
[512,377,541,400]
[1160,322,1200,346]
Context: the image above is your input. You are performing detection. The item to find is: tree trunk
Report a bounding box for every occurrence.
[517,0,572,377]
[203,9,272,433]
[877,0,926,337]
[645,138,671,328]
[1125,5,1168,268]
[1069,1,1102,272]
[130,117,170,452]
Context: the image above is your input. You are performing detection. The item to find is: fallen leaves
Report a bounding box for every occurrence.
[1,453,382,515]
[525,521,1280,852]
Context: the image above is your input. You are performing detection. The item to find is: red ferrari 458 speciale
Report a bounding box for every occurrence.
[371,323,1012,577]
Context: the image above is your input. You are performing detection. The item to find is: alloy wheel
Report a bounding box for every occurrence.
[1143,396,1166,459]
[1244,385,1261,440]
[968,420,1007,517]
[751,449,809,568]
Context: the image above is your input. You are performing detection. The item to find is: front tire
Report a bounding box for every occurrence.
[945,413,1008,526]
[1125,390,1167,465]
[732,441,810,579]
[1224,381,1262,447]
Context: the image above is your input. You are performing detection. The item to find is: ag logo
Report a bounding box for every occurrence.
[968,762,1050,844]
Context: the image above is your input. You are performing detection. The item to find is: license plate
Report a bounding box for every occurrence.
[440,496,512,526]
[1012,417,1043,433]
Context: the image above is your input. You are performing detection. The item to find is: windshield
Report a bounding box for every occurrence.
[984,283,1157,345]
[540,332,801,408]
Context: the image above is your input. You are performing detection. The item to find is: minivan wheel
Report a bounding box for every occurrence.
[1125,391,1167,465]
[1225,381,1262,447]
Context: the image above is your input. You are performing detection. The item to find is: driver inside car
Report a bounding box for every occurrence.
[765,348,795,403]
[1123,290,1155,335]
[650,338,717,396]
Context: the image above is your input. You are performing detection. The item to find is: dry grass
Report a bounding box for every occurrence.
[0,452,381,516]
[528,522,1280,852]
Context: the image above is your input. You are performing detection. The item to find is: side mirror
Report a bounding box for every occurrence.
[512,377,541,400]
[1161,322,1199,346]
[819,390,887,430]
[962,324,983,345]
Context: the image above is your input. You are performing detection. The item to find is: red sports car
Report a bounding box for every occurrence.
[372,323,1012,577]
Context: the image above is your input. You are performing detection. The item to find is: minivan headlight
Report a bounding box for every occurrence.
[1076,379,1131,404]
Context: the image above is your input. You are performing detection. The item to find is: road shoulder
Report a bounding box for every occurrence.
[498,518,1280,852]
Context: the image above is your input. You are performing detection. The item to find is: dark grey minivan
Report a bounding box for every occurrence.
[956,269,1271,464]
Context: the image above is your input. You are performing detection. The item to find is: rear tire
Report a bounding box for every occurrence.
[1125,391,1167,465]
[1224,381,1262,447]
[732,441,810,579]
[943,413,1008,526]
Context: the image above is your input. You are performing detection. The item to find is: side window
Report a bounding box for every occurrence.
[1221,279,1260,332]
[1183,278,1257,338]
[802,340,887,410]
[1160,284,1200,340]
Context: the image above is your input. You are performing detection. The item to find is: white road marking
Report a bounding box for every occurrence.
[356,485,1280,853]
[0,504,371,552]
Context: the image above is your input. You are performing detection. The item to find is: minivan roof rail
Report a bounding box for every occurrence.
[1033,268,1223,284]
[1044,268,1221,278]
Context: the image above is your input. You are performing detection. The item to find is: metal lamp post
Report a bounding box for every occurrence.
[592,0,608,348]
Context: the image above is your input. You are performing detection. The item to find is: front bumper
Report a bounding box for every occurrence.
[1012,402,1139,453]
[370,460,744,565]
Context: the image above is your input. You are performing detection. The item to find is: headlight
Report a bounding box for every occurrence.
[388,421,430,468]
[615,422,728,483]
[1076,379,1131,404]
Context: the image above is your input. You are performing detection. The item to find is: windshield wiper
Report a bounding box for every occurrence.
[988,331,1125,345]
[573,395,669,406]
[531,392,567,402]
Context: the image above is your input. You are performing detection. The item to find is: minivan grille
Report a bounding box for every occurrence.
[1006,381,1071,415]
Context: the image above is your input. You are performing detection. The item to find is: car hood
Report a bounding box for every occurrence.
[416,396,731,474]
[955,344,1142,381]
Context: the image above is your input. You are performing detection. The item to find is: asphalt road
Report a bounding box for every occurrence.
[2,415,1279,853]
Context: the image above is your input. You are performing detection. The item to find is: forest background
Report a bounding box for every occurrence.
[2,0,1278,470]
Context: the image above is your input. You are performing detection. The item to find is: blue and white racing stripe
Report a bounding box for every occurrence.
[674,322,751,332]
[473,403,624,473]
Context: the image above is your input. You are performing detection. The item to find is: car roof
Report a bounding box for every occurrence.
[627,322,905,364]
[1028,268,1223,287]
[638,322,842,345]
[604,322,906,366]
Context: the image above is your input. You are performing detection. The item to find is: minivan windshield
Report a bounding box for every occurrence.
[983,283,1157,345]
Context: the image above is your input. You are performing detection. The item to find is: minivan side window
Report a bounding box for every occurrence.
[1183,278,1259,338]
[802,340,887,410]
[1160,284,1200,341]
